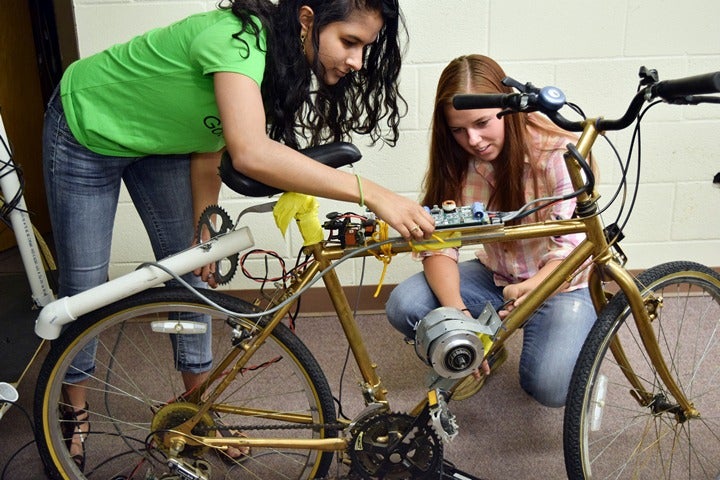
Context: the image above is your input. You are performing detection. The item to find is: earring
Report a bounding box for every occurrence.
[300,33,306,54]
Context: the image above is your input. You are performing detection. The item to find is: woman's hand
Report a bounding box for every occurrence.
[193,260,219,289]
[500,259,565,316]
[500,282,532,315]
[192,225,219,289]
[364,186,435,240]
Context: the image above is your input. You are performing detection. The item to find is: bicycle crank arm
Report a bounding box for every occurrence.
[441,460,487,480]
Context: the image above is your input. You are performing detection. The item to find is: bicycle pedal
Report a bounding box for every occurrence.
[0,382,19,420]
[441,459,488,480]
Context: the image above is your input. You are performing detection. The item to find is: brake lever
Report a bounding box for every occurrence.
[496,93,539,118]
[502,76,541,95]
[497,106,539,118]
[502,76,534,93]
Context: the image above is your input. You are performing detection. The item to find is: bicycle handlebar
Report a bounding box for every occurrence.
[652,71,720,98]
[453,68,720,132]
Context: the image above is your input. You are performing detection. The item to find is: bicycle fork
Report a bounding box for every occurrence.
[601,262,699,420]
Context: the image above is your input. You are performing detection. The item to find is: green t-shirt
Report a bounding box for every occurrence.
[60,10,266,157]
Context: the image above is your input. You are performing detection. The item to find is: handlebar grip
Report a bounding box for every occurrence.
[452,93,517,110]
[653,71,720,99]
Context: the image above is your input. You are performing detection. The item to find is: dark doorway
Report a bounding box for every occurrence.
[0,0,76,251]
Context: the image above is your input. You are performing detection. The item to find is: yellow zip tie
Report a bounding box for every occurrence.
[409,231,461,251]
[370,220,393,297]
[368,225,452,298]
[406,233,449,251]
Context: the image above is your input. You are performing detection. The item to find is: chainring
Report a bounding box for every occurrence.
[347,412,443,479]
[196,204,239,285]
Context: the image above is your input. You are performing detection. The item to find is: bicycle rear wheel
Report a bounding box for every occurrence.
[34,287,338,480]
[564,261,720,479]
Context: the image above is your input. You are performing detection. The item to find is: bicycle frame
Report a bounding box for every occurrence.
[171,119,696,454]
[33,227,254,339]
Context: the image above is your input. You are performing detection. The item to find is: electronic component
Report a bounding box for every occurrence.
[424,201,503,229]
[322,212,375,247]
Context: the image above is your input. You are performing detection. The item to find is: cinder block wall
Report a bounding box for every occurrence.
[69,0,720,290]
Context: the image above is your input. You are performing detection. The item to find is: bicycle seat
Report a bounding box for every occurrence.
[219,142,362,197]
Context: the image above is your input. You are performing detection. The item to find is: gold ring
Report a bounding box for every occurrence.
[410,225,421,233]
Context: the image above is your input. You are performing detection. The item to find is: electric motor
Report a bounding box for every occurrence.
[414,307,487,379]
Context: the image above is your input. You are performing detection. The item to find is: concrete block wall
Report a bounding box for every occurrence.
[67,0,720,290]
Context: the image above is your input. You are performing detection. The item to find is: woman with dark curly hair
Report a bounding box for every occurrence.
[44,0,433,469]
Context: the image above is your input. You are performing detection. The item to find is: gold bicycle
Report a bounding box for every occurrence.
[31,66,720,479]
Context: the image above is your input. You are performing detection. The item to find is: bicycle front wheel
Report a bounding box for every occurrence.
[564,261,720,479]
[34,287,338,480]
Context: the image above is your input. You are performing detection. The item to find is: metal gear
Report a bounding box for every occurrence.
[347,412,443,479]
[196,204,239,285]
[150,402,215,458]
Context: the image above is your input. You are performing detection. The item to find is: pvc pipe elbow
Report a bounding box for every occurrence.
[34,297,76,340]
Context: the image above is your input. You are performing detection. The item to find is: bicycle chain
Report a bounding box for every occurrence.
[199,421,347,433]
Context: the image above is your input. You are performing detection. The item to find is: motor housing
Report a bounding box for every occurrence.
[415,307,488,379]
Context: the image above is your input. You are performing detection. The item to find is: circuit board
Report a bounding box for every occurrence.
[426,201,503,229]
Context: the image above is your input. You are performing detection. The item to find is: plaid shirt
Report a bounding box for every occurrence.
[421,129,589,290]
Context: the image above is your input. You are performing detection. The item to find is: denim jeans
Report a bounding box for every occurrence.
[386,259,596,407]
[43,89,212,383]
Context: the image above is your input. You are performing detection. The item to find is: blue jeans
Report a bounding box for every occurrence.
[386,259,596,407]
[43,89,212,383]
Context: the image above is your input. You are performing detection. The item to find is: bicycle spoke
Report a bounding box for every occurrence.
[35,288,337,479]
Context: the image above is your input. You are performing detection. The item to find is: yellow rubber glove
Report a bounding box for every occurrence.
[273,192,324,246]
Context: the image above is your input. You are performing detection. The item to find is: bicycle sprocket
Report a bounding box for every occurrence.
[150,402,214,458]
[196,204,239,285]
[347,412,443,479]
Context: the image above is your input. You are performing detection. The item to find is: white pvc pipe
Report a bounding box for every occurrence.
[0,114,55,306]
[34,227,254,339]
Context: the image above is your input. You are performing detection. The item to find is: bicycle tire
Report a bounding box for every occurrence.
[34,287,338,480]
[564,261,720,479]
